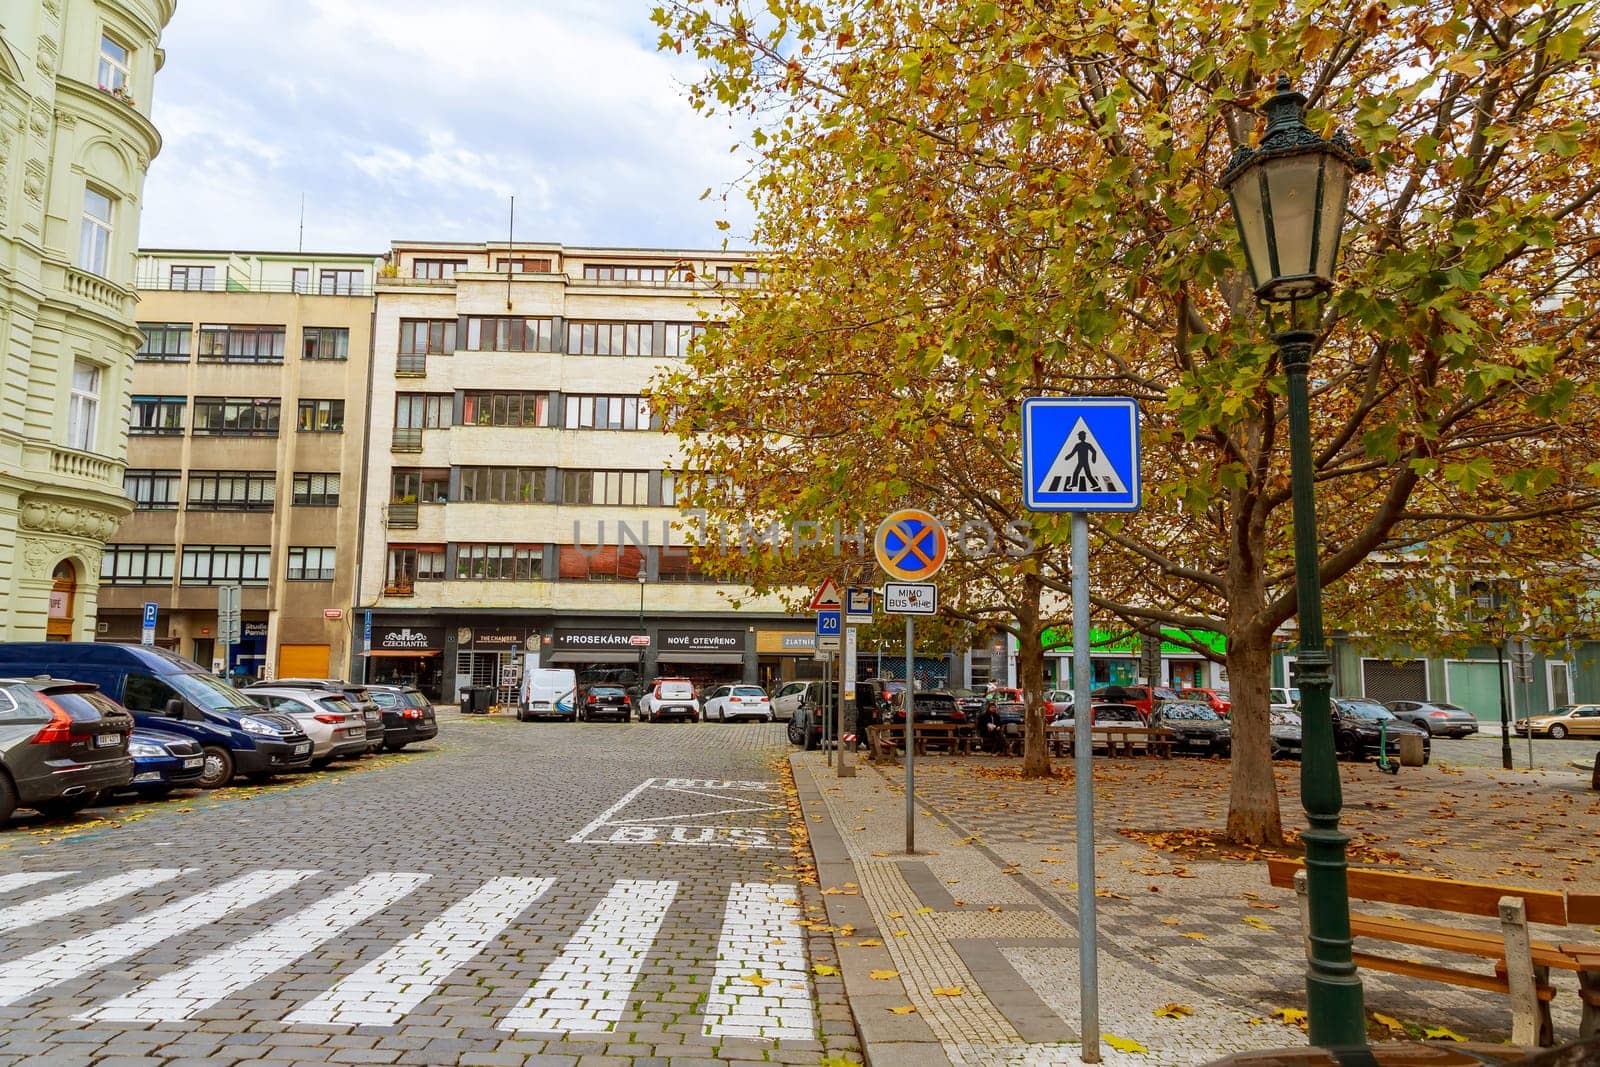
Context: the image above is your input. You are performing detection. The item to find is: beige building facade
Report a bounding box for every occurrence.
[0,0,173,640]
[96,249,378,680]
[359,242,807,702]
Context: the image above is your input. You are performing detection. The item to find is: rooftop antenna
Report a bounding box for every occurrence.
[505,194,515,311]
[298,193,305,253]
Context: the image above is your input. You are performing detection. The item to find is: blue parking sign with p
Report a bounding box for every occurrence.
[142,602,159,628]
[1022,397,1141,512]
[816,610,842,636]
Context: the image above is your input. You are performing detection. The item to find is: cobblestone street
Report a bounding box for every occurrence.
[0,713,861,1067]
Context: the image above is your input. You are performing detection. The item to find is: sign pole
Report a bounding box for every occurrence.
[823,654,833,767]
[905,616,915,855]
[1071,513,1101,1062]
[838,626,856,778]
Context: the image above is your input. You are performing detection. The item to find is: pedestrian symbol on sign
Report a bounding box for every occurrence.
[1039,419,1124,495]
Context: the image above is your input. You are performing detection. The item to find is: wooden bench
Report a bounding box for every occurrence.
[1268,858,1600,1045]
[1046,724,1176,759]
[864,722,976,759]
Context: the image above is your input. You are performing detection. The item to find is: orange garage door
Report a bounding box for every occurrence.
[278,644,331,679]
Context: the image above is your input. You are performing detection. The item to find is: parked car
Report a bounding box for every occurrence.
[887,689,966,724]
[976,699,1025,752]
[253,679,386,752]
[1049,702,1144,727]
[576,684,632,722]
[519,668,578,722]
[117,725,206,800]
[1045,689,1074,716]
[1386,699,1479,738]
[1090,685,1178,721]
[639,678,700,722]
[949,688,988,720]
[1269,687,1300,713]
[774,679,849,723]
[787,683,843,750]
[0,644,313,789]
[703,685,773,723]
[852,680,904,727]
[1149,700,1231,755]
[1177,687,1232,716]
[1331,698,1431,762]
[1514,704,1600,740]
[244,687,371,767]
[1269,711,1303,760]
[0,677,134,823]
[985,687,1025,707]
[362,684,440,749]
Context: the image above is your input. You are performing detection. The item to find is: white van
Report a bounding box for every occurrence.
[519,668,577,722]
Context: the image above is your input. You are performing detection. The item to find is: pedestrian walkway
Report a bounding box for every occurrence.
[793,750,1599,1066]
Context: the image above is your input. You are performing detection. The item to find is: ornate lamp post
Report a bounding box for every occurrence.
[1469,580,1515,770]
[1220,76,1370,1048]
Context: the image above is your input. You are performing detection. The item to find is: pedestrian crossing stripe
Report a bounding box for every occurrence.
[1036,417,1126,495]
[0,869,817,1041]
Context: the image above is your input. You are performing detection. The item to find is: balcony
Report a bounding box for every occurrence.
[50,447,124,487]
[383,578,415,597]
[396,354,427,377]
[385,502,419,529]
[391,428,423,452]
[64,266,133,318]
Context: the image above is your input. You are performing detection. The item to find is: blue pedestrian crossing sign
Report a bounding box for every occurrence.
[1022,397,1141,512]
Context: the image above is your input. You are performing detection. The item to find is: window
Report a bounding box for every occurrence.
[136,323,190,362]
[292,268,310,294]
[462,391,550,427]
[664,322,707,358]
[412,258,467,280]
[180,545,271,585]
[658,546,714,582]
[582,264,692,283]
[192,397,281,435]
[98,33,130,93]
[560,470,649,506]
[78,189,113,276]
[454,543,542,581]
[187,471,275,511]
[130,396,185,435]
[197,324,287,363]
[286,546,337,581]
[302,327,349,361]
[456,467,542,503]
[318,269,363,295]
[124,470,180,509]
[391,468,448,503]
[398,318,457,354]
[168,265,215,291]
[101,544,175,585]
[67,361,101,451]
[296,399,344,433]
[394,393,450,429]
[557,544,645,581]
[562,394,652,430]
[496,258,552,272]
[566,321,652,356]
[715,264,766,286]
[461,316,556,352]
[292,473,341,506]
[386,545,445,589]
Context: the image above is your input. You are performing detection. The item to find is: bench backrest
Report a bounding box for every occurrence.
[1266,858,1569,925]
[1569,893,1600,924]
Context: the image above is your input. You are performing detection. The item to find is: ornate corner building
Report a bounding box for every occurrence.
[0,0,173,639]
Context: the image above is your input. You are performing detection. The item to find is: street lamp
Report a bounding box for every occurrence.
[1220,75,1370,1049]
[637,569,648,630]
[1469,580,1515,770]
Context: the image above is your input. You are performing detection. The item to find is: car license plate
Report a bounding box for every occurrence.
[183,756,203,769]
[293,743,311,755]
[95,733,121,748]
[1192,737,1210,745]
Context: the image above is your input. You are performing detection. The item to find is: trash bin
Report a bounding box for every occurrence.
[471,686,494,714]
[459,687,475,714]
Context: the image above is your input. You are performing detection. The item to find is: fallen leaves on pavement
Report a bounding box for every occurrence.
[1272,1007,1309,1029]
[1154,1003,1193,1019]
[1103,1034,1149,1053]
[888,1005,917,1014]
[931,986,964,996]
[869,969,900,980]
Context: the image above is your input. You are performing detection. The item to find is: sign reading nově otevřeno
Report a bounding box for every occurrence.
[659,630,744,651]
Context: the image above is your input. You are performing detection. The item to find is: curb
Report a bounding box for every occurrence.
[791,754,955,1067]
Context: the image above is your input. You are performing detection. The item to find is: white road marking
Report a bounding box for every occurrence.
[81,872,430,1022]
[500,878,678,1034]
[0,869,315,1007]
[0,868,187,935]
[286,875,553,1027]
[0,872,72,897]
[567,778,658,843]
[703,882,815,1041]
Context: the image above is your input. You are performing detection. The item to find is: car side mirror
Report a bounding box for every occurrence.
[165,698,185,718]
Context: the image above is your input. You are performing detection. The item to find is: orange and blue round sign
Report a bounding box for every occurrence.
[874,509,948,581]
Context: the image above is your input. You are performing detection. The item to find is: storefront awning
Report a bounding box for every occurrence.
[657,651,745,665]
[546,650,643,664]
[362,649,440,658]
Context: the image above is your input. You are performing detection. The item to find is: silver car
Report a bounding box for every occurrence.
[1385,700,1479,738]
[244,688,370,767]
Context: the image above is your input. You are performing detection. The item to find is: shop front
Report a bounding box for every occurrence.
[543,627,650,690]
[657,628,748,688]
[755,629,821,688]
[363,624,446,701]
[454,625,530,706]
[1043,626,1227,691]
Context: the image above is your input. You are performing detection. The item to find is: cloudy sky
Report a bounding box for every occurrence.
[138,1,755,254]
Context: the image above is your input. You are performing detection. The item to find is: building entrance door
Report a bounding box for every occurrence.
[46,560,77,641]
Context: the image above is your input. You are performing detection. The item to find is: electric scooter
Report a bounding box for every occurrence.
[1376,719,1400,775]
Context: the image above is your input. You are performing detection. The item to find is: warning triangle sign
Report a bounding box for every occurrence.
[807,577,843,611]
[1037,418,1125,495]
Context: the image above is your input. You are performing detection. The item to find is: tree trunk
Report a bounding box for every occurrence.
[1019,571,1053,778]
[1223,556,1284,845]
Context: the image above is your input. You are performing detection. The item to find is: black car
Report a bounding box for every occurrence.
[579,684,631,722]
[1269,711,1303,760]
[788,683,842,750]
[363,684,440,750]
[976,699,1025,752]
[251,679,385,753]
[1149,701,1231,755]
[853,680,903,728]
[887,689,967,724]
[1,677,134,823]
[1332,698,1430,762]
[949,688,988,720]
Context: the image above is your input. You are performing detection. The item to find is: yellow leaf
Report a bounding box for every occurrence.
[916,906,934,915]
[1272,1007,1308,1028]
[869,969,900,980]
[839,925,856,936]
[1241,916,1272,930]
[1181,931,1208,940]
[1103,1034,1149,1054]
[1373,1013,1407,1034]
[857,938,883,947]
[893,930,909,937]
[1422,1025,1466,1042]
[887,911,905,919]
[1247,1017,1265,1026]
[931,986,964,996]
[1159,917,1181,926]
[741,973,773,988]
[812,964,840,976]
[1154,1003,1193,1019]
[888,1005,917,1015]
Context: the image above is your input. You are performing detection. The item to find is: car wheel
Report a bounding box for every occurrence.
[787,719,804,746]
[198,745,234,789]
[1550,724,1567,739]
[35,795,94,819]
[1338,735,1363,762]
[385,741,409,752]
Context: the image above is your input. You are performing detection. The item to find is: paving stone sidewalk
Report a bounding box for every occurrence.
[793,749,1600,1067]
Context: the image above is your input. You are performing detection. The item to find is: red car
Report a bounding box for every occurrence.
[1089,685,1177,723]
[1177,687,1232,717]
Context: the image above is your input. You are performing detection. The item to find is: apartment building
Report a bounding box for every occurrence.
[96,249,379,679]
[359,242,806,702]
[0,0,173,640]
